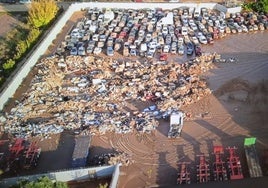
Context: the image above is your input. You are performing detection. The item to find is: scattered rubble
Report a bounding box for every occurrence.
[1,53,216,138]
[91,152,132,166]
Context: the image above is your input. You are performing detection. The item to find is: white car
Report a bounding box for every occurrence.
[93,47,102,55]
[140,43,147,52]
[199,36,208,44]
[162,26,168,35]
[178,37,184,46]
[138,30,145,37]
[241,25,248,33]
[197,32,203,39]
[149,47,156,54]
[163,45,170,53]
[92,34,99,41]
[218,26,225,33]
[178,45,184,55]
[145,33,152,42]
[181,26,188,35]
[19,0,32,3]
[236,26,242,33]
[148,41,158,49]
[188,19,195,25]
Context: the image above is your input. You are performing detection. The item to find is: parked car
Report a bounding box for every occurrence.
[86,46,94,54]
[159,53,168,61]
[147,51,154,58]
[199,35,208,44]
[130,48,137,56]
[70,47,78,56]
[171,46,177,54]
[106,46,114,56]
[93,47,102,55]
[163,45,170,53]
[206,33,214,44]
[78,46,86,56]
[191,36,199,45]
[178,45,184,55]
[186,42,194,55]
[92,34,99,41]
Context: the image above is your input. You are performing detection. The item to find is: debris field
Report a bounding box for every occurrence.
[0,53,216,138]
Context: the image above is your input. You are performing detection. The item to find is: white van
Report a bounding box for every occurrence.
[19,0,31,3]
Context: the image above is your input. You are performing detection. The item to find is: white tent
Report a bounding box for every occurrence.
[104,10,115,24]
[157,12,174,26]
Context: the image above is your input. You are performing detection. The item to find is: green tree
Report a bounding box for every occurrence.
[28,0,59,28]
[99,183,108,188]
[10,176,68,188]
[26,28,40,48]
[15,40,28,60]
[243,0,268,13]
[2,59,15,70]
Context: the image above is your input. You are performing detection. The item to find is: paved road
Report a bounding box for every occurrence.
[0,2,71,12]
[0,3,29,12]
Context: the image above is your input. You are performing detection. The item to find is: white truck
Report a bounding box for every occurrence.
[168,111,184,138]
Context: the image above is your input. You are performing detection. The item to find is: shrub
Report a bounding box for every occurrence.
[14,40,28,60]
[2,59,15,70]
[26,28,41,48]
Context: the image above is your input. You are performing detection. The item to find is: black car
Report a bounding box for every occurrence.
[2,0,16,3]
[186,42,194,55]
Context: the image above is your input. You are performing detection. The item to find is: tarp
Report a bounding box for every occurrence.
[244,137,256,146]
[158,12,174,25]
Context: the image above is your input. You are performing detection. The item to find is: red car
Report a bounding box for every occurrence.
[119,31,127,39]
[159,53,168,61]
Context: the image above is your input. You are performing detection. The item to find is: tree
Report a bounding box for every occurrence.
[28,0,59,28]
[10,176,68,188]
[99,183,108,188]
[15,40,28,60]
[2,59,15,70]
[26,28,40,47]
[242,0,268,13]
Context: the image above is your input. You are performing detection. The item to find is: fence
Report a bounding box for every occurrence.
[0,165,117,188]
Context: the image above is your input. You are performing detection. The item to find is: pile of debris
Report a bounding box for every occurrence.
[91,152,132,166]
[0,53,216,138]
